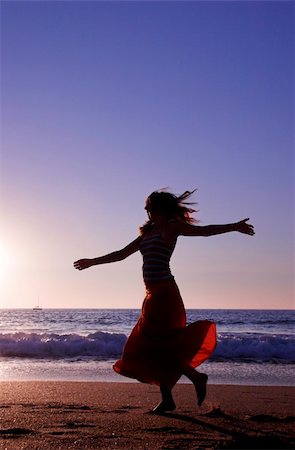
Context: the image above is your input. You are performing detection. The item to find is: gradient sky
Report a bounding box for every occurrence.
[1,1,294,309]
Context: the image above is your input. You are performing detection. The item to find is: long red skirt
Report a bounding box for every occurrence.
[113,279,217,389]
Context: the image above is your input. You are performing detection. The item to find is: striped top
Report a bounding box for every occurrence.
[140,234,174,283]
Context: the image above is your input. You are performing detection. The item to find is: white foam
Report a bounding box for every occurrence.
[0,331,294,363]
[0,331,127,359]
[214,333,295,362]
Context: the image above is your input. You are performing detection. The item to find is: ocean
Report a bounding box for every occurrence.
[0,309,294,386]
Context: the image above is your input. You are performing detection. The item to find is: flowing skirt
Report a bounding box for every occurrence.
[113,279,217,389]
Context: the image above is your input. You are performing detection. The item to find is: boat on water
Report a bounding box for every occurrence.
[33,305,42,311]
[33,298,42,311]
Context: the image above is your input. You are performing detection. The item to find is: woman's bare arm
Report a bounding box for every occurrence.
[177,218,255,237]
[74,236,142,271]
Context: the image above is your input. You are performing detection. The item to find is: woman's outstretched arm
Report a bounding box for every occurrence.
[177,218,255,237]
[74,236,142,271]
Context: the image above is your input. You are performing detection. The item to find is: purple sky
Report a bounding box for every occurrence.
[1,1,294,309]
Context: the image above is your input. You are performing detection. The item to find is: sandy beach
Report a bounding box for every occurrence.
[0,382,294,449]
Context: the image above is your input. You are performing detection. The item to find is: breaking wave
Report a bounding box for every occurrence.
[0,331,294,363]
[214,333,295,363]
[0,331,127,359]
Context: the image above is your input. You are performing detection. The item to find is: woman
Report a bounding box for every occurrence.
[74,190,254,413]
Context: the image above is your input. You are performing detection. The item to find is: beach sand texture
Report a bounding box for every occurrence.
[1,382,294,449]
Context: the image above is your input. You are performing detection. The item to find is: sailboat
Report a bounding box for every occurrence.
[33,298,42,311]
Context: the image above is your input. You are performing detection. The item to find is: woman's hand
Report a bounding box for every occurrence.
[74,258,94,270]
[235,219,255,236]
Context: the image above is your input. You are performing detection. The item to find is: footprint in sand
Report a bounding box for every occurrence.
[0,428,35,436]
[203,407,233,419]
[220,435,294,449]
[248,414,295,423]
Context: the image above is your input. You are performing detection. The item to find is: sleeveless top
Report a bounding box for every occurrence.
[140,234,174,283]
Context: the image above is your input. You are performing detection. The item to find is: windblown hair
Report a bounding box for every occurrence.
[139,189,198,235]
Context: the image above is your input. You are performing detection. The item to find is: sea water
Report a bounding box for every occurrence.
[0,309,294,386]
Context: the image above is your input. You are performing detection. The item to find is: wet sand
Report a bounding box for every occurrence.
[1,381,294,449]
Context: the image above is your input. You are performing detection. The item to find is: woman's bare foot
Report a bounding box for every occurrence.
[183,366,208,407]
[153,385,176,414]
[194,372,208,406]
[152,399,176,414]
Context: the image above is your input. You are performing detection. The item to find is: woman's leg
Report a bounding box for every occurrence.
[153,385,176,413]
[183,365,208,406]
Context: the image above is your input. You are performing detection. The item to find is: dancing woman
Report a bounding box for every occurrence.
[74,190,254,413]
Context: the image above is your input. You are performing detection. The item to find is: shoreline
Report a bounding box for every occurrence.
[1,382,294,449]
[1,359,294,387]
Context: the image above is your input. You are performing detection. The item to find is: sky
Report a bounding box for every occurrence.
[1,0,294,309]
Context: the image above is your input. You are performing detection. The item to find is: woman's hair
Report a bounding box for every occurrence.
[139,189,198,235]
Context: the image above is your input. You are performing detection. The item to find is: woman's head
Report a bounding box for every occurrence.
[140,189,198,234]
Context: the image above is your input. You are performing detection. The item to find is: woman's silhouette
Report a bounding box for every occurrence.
[74,190,254,413]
